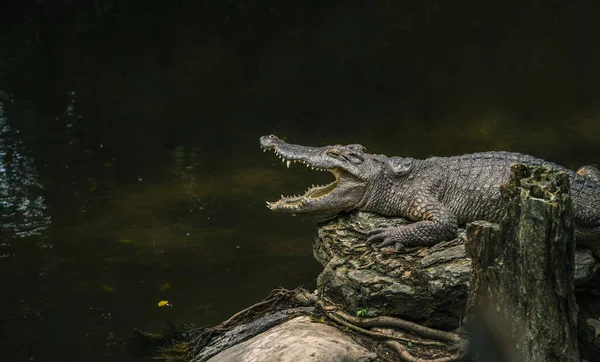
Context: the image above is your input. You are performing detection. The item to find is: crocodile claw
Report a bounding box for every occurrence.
[366,227,403,249]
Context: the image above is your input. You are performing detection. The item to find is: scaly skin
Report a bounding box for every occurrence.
[260,135,600,256]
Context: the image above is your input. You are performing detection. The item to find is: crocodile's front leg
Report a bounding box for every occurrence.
[367,196,458,250]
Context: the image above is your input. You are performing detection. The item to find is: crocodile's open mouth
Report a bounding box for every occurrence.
[268,170,340,210]
[261,145,340,210]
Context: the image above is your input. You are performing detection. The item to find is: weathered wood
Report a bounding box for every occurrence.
[465,164,579,362]
[463,220,500,325]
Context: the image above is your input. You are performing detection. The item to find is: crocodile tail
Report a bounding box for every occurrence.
[575,166,600,258]
[577,165,600,182]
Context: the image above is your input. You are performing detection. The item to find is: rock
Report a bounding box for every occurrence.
[314,211,599,329]
[193,307,315,361]
[205,316,377,362]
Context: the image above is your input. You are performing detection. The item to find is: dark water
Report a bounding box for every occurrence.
[1,1,600,361]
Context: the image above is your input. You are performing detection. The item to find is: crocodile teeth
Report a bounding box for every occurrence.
[286,160,291,168]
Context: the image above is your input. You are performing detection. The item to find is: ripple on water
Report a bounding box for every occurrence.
[0,96,52,239]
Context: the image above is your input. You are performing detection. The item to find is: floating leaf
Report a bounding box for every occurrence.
[119,239,133,243]
[158,300,171,307]
[102,285,116,292]
[159,282,171,291]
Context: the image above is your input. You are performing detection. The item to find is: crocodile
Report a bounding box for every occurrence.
[259,134,600,256]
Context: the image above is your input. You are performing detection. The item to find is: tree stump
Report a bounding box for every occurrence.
[465,164,579,361]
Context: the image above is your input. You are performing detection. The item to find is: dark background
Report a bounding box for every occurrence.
[0,1,599,361]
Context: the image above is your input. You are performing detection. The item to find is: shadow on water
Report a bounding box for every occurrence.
[0,1,600,361]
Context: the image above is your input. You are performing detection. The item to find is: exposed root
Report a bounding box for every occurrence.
[386,340,465,362]
[333,310,462,343]
[317,301,444,347]
[317,299,468,361]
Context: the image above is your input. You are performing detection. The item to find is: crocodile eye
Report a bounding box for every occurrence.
[269,134,277,139]
[327,149,341,157]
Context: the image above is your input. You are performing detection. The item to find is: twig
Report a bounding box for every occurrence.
[218,288,294,329]
[218,298,276,329]
[185,288,296,360]
[357,261,375,270]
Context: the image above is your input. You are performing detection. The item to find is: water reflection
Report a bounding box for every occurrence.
[0,94,51,240]
[0,93,55,361]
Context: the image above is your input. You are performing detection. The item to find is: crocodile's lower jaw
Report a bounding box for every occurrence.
[267,179,338,211]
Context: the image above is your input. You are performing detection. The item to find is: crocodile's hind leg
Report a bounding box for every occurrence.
[577,165,600,182]
[576,166,600,257]
[576,227,600,258]
[581,238,600,259]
